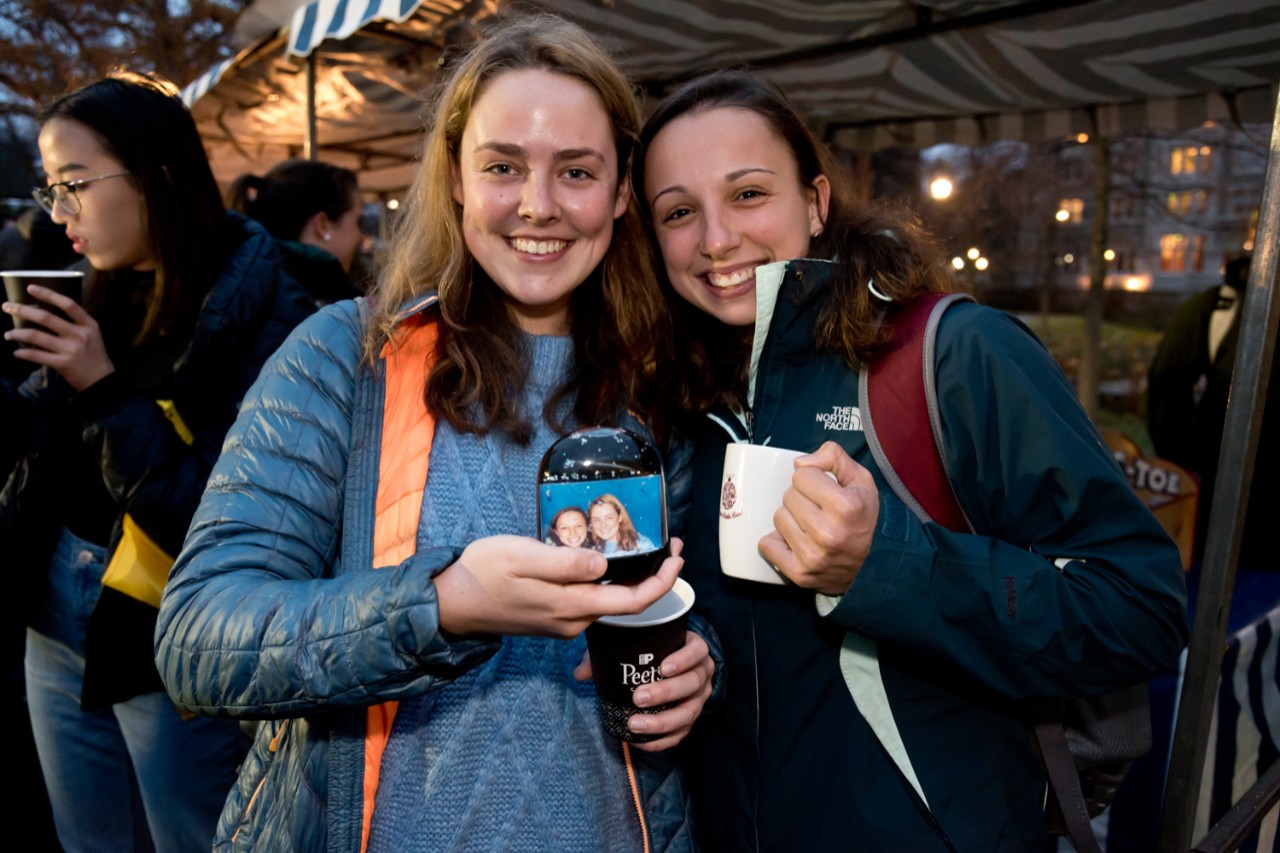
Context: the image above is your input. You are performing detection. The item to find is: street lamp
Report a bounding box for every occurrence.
[930,177,953,201]
[952,250,989,288]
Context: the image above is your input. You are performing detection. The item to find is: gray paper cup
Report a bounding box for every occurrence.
[585,578,694,743]
[3,270,84,329]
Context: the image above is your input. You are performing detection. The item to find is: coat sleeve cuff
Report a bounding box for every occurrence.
[819,487,920,631]
[412,546,503,652]
[69,371,132,423]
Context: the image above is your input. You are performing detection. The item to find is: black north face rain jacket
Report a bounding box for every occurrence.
[680,259,1188,852]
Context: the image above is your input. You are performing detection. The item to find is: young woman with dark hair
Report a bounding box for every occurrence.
[227,158,364,305]
[1,72,313,851]
[155,17,713,852]
[638,70,1188,851]
[546,505,592,548]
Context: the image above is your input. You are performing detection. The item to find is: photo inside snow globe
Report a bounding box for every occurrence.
[537,427,668,583]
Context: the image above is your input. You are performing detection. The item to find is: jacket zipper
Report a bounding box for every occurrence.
[231,719,291,843]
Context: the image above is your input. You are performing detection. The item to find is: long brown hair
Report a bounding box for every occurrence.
[636,70,961,415]
[588,493,640,552]
[366,16,669,444]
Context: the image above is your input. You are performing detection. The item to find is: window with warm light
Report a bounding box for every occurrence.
[1170,145,1212,175]
[1159,233,1205,272]
[1058,198,1084,223]
[1160,234,1186,271]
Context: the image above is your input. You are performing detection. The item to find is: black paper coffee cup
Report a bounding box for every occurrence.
[585,578,694,743]
[2,270,84,330]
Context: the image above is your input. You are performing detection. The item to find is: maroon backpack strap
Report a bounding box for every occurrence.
[859,292,973,533]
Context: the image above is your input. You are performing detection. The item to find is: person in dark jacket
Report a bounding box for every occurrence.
[155,18,713,852]
[1148,255,1273,570]
[2,72,313,853]
[226,158,366,305]
[636,70,1189,852]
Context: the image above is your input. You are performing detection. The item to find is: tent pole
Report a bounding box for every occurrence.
[1157,87,1280,853]
[1079,115,1109,419]
[305,52,317,160]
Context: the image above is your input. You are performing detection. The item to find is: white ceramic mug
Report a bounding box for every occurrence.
[718,443,807,584]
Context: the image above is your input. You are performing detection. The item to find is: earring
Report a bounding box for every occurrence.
[322,232,332,242]
[812,226,824,238]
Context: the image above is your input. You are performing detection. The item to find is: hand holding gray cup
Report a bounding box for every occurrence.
[585,578,694,743]
[2,270,85,330]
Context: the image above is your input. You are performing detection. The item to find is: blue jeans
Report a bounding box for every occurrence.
[25,529,248,853]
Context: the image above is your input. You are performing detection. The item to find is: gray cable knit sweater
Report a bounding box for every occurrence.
[367,333,641,852]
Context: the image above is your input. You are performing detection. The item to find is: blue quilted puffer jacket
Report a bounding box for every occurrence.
[155,299,707,852]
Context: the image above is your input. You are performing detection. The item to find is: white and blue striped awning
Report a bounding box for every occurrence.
[179,0,1280,192]
[287,0,426,57]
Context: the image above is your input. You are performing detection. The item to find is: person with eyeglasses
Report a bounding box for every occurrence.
[0,71,313,853]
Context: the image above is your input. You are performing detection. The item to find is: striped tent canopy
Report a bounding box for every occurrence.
[181,0,1280,193]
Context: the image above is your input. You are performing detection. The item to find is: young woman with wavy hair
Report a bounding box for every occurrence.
[156,17,712,852]
[638,70,1187,851]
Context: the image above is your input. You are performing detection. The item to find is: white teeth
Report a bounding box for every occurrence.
[707,267,754,288]
[513,238,568,255]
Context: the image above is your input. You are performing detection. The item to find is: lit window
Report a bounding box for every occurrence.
[1160,234,1187,271]
[1058,198,1084,223]
[1170,145,1211,175]
[1159,234,1205,272]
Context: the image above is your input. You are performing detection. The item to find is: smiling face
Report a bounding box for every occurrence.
[553,509,588,548]
[589,501,621,542]
[644,106,829,327]
[38,117,153,271]
[451,68,629,335]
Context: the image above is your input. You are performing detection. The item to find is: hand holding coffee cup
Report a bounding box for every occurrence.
[583,577,696,744]
[3,272,115,392]
[759,441,881,596]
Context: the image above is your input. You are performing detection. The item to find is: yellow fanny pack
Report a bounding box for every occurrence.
[98,399,192,609]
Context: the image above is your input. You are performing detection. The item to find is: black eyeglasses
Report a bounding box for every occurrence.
[32,171,131,216]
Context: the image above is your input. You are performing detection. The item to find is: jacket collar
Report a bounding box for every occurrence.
[747,258,835,407]
[392,292,440,324]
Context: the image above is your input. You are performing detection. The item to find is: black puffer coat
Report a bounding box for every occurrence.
[0,211,314,707]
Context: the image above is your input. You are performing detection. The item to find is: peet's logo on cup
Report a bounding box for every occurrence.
[619,655,664,691]
[815,405,862,431]
[720,474,742,519]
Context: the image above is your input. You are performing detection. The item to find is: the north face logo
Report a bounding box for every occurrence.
[816,406,862,431]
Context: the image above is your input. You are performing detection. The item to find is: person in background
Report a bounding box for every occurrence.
[1148,254,1273,571]
[0,203,77,853]
[1,72,313,852]
[637,70,1187,851]
[227,158,365,305]
[155,17,713,852]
